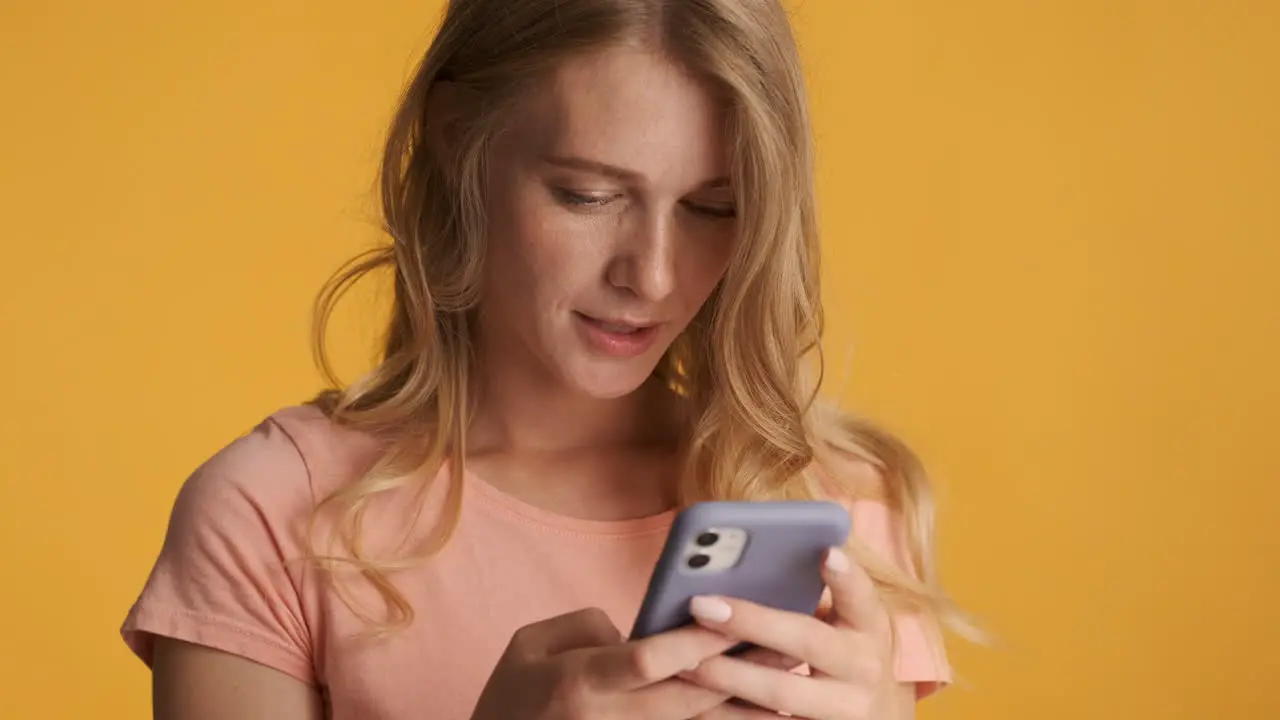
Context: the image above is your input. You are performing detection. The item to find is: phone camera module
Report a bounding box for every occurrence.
[687,553,711,569]
[695,531,719,547]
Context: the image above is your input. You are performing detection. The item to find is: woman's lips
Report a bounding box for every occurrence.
[574,312,663,357]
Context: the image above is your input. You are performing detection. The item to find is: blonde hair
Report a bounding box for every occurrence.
[309,0,971,641]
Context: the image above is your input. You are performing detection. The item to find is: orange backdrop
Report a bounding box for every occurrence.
[2,1,1277,718]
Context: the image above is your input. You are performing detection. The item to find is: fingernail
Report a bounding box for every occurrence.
[825,547,850,573]
[690,596,733,623]
[684,660,701,672]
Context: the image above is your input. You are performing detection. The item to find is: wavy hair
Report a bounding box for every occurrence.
[308,0,972,642]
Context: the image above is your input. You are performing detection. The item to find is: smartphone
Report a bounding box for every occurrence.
[629,500,852,648]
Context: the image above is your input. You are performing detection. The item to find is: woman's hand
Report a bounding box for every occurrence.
[680,547,906,720]
[470,607,752,720]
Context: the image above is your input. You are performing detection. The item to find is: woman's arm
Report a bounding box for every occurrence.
[886,682,918,719]
[152,637,324,720]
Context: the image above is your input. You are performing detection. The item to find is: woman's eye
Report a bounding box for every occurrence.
[552,188,618,207]
[686,202,737,219]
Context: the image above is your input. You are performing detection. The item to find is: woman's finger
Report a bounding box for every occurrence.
[687,594,859,679]
[821,547,890,639]
[695,699,790,719]
[680,646,801,716]
[585,625,739,690]
[733,645,803,672]
[685,653,865,719]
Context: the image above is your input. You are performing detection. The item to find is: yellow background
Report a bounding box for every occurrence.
[2,1,1277,717]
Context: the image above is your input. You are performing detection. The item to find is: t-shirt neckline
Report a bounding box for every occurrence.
[456,462,677,538]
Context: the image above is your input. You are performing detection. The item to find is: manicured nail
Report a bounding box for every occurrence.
[690,596,733,623]
[825,547,850,573]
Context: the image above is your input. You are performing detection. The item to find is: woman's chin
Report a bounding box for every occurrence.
[562,358,663,400]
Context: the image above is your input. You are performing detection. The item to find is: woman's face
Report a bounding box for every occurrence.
[480,46,737,399]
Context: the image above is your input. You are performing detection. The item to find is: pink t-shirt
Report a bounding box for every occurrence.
[122,405,950,717]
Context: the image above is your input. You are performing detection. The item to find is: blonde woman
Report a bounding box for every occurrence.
[123,1,961,718]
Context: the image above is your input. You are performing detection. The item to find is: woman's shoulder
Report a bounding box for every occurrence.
[815,450,887,501]
[809,436,892,511]
[809,447,914,567]
[265,403,386,490]
[176,403,384,518]
[119,404,368,682]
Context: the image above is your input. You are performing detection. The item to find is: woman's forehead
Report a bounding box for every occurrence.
[505,46,731,189]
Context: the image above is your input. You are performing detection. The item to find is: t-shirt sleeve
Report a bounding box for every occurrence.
[121,417,317,685]
[848,499,953,699]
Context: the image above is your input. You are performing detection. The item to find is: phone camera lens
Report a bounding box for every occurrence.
[695,532,719,547]
[687,553,711,569]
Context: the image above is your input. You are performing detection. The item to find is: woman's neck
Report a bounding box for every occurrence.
[465,359,680,456]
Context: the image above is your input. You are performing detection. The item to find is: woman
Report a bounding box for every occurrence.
[122,1,962,718]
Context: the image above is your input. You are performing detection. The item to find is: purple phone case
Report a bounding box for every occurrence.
[629,500,852,643]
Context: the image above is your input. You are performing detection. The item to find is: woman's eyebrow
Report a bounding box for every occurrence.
[539,153,729,189]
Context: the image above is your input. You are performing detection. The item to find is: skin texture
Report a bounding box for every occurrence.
[152,638,323,720]
[151,46,917,720]
[462,45,737,524]
[475,45,737,406]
